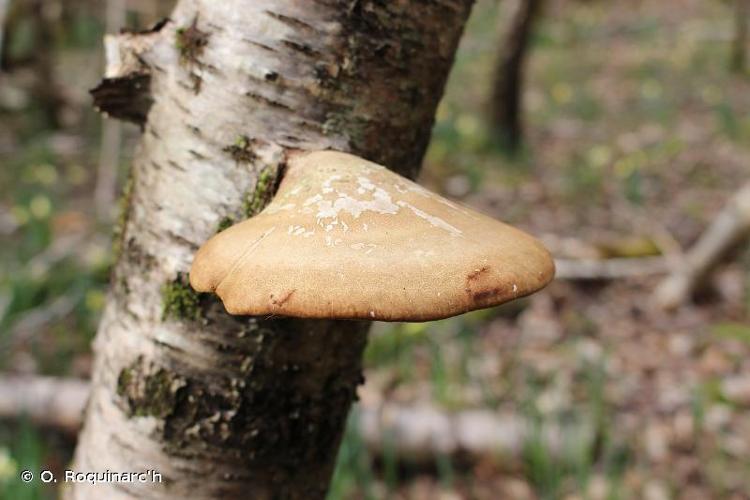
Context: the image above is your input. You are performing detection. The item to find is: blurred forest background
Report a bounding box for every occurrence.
[1,0,750,498]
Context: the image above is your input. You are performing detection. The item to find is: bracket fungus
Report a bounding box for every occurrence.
[190,151,554,321]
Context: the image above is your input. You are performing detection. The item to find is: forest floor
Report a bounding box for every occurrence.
[1,0,749,499]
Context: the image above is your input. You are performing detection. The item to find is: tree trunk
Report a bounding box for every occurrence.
[490,0,543,152]
[68,1,474,499]
[0,0,8,71]
[732,0,749,73]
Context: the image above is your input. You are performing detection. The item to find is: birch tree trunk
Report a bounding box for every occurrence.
[68,1,474,499]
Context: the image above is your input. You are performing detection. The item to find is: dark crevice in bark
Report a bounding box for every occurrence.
[91,74,153,126]
[281,39,323,58]
[264,11,319,33]
[245,91,295,111]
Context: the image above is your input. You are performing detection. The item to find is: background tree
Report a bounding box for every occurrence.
[489,0,544,153]
[732,0,749,72]
[1,0,65,127]
[67,1,474,499]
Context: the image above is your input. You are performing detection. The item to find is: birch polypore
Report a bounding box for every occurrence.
[191,151,554,321]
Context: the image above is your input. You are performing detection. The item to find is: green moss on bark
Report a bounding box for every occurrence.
[152,320,368,469]
[243,166,279,217]
[162,272,205,321]
[216,216,235,232]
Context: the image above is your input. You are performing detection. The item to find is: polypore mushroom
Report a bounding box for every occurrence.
[190,151,554,321]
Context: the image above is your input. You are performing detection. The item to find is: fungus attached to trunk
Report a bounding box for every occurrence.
[190,151,554,321]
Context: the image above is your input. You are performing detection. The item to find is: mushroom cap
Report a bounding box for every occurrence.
[190,151,554,321]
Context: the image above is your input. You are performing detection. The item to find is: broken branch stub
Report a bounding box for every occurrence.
[190,151,555,321]
[90,21,168,125]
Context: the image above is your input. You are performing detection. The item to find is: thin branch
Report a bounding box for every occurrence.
[609,195,684,260]
[554,256,669,280]
[0,375,88,433]
[356,402,579,461]
[654,182,750,309]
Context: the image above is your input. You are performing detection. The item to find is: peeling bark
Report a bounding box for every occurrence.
[91,22,166,125]
[70,1,474,499]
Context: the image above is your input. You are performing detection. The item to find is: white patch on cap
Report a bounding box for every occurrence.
[350,242,377,254]
[314,175,399,222]
[266,203,296,214]
[396,201,463,237]
[303,194,323,206]
[414,249,437,257]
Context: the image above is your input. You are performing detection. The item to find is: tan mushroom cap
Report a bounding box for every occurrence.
[190,151,554,321]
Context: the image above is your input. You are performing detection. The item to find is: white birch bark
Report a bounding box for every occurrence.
[69,1,474,498]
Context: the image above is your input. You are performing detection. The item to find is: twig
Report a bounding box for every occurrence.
[537,233,672,280]
[654,182,750,309]
[554,256,669,280]
[356,402,577,460]
[610,196,684,260]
